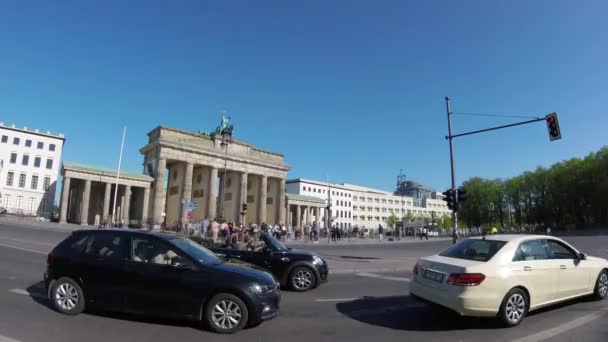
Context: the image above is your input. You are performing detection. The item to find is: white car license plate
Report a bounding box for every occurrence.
[423,270,444,283]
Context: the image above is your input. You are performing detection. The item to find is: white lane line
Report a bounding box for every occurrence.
[0,333,22,342]
[0,243,46,255]
[0,237,55,247]
[315,298,358,302]
[511,309,608,342]
[356,272,410,282]
[9,289,47,300]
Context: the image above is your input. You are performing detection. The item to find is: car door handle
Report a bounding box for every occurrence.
[560,265,567,270]
[523,266,533,271]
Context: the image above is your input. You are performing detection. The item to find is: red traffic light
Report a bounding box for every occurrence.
[545,113,561,141]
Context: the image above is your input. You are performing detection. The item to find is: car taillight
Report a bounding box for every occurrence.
[413,263,419,275]
[47,253,55,267]
[447,273,485,286]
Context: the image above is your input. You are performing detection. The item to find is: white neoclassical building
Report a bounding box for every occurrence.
[286,178,452,231]
[0,122,65,217]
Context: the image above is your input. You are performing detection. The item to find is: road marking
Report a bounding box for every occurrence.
[0,333,22,342]
[0,237,55,246]
[356,272,410,282]
[0,243,46,255]
[9,289,47,300]
[315,298,358,302]
[511,309,608,342]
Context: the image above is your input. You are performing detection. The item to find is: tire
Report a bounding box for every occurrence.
[50,277,85,315]
[204,293,249,334]
[593,270,608,300]
[498,288,528,327]
[289,266,316,292]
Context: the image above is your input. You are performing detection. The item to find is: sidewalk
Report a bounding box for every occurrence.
[284,236,451,247]
[0,216,82,232]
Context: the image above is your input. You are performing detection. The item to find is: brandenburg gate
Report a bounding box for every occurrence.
[141,126,290,229]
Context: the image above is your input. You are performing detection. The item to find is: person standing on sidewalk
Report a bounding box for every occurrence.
[378,224,384,241]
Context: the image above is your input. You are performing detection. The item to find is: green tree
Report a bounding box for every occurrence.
[386,214,399,228]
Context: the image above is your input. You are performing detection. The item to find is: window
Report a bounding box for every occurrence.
[25,139,32,147]
[41,199,48,214]
[22,154,29,166]
[440,239,508,262]
[513,240,550,261]
[6,172,14,186]
[18,174,26,188]
[3,194,10,209]
[37,141,44,149]
[13,137,20,145]
[43,177,51,191]
[1,135,7,143]
[16,196,23,210]
[46,158,53,169]
[85,232,129,260]
[132,236,190,266]
[10,153,17,164]
[49,143,56,151]
[547,240,577,259]
[31,175,38,190]
[34,157,41,168]
[28,197,35,215]
[349,212,351,218]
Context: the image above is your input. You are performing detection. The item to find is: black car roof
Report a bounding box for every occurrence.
[72,228,182,241]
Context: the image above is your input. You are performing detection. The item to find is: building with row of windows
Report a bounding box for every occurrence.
[286,178,451,230]
[0,123,64,216]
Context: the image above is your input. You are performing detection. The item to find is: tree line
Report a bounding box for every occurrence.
[458,146,608,229]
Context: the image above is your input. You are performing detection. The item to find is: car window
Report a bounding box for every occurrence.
[132,236,190,267]
[439,239,507,262]
[172,238,221,264]
[262,234,288,252]
[547,240,577,259]
[85,232,129,260]
[513,240,549,261]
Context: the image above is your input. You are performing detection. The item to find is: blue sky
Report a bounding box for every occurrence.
[1,0,606,197]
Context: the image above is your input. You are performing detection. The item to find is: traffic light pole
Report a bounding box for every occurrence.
[445,97,458,244]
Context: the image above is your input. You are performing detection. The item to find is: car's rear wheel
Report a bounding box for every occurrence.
[204,293,249,334]
[593,270,608,300]
[50,277,85,315]
[499,288,528,327]
[289,266,316,292]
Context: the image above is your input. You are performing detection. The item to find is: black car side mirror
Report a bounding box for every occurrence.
[578,252,587,260]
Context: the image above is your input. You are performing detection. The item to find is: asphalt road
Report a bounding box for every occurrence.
[1,221,608,342]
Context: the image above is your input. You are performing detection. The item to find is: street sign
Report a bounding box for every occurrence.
[190,201,199,209]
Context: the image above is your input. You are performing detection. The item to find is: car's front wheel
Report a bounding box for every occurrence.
[593,270,608,300]
[205,293,249,334]
[498,288,528,327]
[289,266,316,292]
[50,277,85,315]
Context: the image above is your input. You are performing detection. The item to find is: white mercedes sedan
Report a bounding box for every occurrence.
[409,235,608,327]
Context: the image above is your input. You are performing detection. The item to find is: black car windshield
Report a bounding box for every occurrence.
[171,238,221,265]
[439,238,507,262]
[263,234,288,252]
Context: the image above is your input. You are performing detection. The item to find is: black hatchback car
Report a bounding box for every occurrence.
[44,229,280,334]
[192,233,329,292]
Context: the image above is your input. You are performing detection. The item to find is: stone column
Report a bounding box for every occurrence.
[258,175,267,224]
[102,182,111,221]
[142,187,150,225]
[181,162,194,222]
[152,158,166,229]
[207,166,218,220]
[81,180,91,225]
[123,185,131,224]
[315,207,320,225]
[238,172,248,224]
[278,178,286,224]
[295,205,301,231]
[120,192,125,224]
[59,177,71,224]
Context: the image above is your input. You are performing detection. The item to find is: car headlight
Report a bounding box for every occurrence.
[250,283,275,295]
[313,255,324,265]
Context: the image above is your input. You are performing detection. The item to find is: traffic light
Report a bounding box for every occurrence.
[442,188,457,211]
[241,202,247,216]
[545,113,561,141]
[457,187,467,206]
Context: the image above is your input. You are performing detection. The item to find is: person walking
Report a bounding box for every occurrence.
[378,224,384,241]
[202,217,210,238]
[331,225,337,243]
